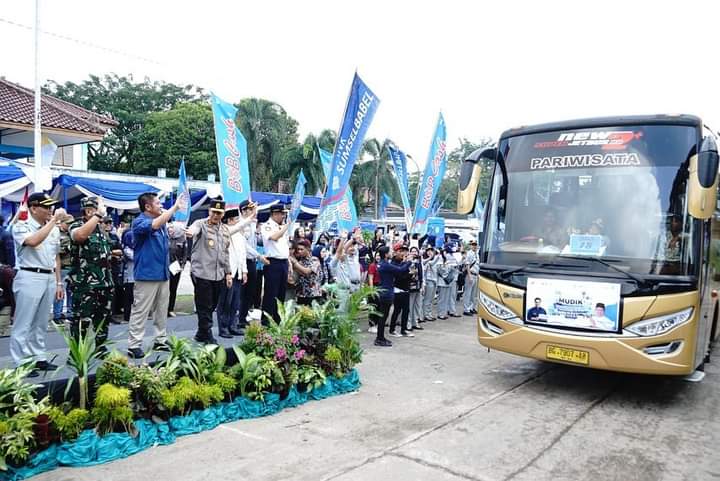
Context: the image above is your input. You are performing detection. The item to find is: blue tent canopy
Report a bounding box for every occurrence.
[52,174,162,211]
[169,190,322,221]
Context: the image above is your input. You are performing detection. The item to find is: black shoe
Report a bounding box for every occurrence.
[35,361,59,371]
[413,326,425,330]
[449,313,461,318]
[26,369,39,378]
[127,348,145,359]
[426,317,436,322]
[463,311,473,316]
[374,339,392,347]
[195,334,218,345]
[470,309,477,314]
[418,319,426,323]
[219,330,233,339]
[152,341,170,352]
[229,328,245,336]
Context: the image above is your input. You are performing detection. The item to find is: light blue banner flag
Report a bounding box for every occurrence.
[318,147,358,231]
[379,192,392,219]
[289,170,307,224]
[318,73,380,232]
[412,113,447,236]
[387,145,413,230]
[175,158,192,224]
[211,93,251,204]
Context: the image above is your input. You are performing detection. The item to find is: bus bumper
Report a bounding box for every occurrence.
[476,309,698,376]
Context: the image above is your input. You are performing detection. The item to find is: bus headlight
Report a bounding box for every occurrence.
[480,292,517,321]
[626,308,693,337]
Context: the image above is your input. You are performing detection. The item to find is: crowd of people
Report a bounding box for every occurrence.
[0,192,482,376]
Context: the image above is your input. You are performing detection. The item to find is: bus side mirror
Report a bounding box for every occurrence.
[457,147,497,215]
[688,136,719,220]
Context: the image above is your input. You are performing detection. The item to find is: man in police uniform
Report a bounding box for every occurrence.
[261,203,290,324]
[186,199,232,344]
[68,196,115,349]
[10,193,66,375]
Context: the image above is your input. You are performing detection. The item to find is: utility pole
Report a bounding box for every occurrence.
[33,0,42,191]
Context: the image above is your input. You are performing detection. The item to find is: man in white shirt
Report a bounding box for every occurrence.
[217,208,248,338]
[11,193,66,375]
[238,200,268,328]
[261,203,290,324]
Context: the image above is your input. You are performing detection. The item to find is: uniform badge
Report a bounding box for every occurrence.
[208,239,215,248]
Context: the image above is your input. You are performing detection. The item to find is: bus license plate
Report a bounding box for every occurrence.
[546,345,589,365]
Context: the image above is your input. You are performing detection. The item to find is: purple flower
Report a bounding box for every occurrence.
[275,348,287,361]
[291,334,300,345]
[294,349,306,361]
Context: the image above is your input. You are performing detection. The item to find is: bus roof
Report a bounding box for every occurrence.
[499,114,702,140]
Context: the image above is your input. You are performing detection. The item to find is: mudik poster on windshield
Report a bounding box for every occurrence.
[525,277,621,332]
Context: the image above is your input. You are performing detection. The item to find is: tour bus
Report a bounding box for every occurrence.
[457,115,720,377]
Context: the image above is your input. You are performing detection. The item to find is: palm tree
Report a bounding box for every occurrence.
[349,138,399,216]
[234,98,300,192]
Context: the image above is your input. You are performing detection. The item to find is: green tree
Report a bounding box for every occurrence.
[133,102,217,179]
[408,137,495,212]
[349,138,399,215]
[234,98,300,192]
[44,74,206,172]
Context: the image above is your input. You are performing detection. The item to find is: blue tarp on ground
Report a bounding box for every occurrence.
[0,370,361,481]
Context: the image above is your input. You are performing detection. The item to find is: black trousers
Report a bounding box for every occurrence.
[168,271,181,312]
[368,294,381,327]
[261,259,288,324]
[239,259,257,327]
[254,268,264,308]
[194,276,223,339]
[123,282,134,323]
[376,298,393,342]
[389,291,410,335]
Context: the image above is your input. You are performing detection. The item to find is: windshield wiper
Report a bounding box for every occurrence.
[498,260,587,279]
[555,254,647,287]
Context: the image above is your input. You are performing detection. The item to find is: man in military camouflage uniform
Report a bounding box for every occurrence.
[52,215,74,321]
[68,197,115,348]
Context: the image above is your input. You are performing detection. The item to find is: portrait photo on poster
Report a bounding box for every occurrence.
[524,277,621,332]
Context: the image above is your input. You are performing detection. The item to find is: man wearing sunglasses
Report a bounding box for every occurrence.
[11,193,66,376]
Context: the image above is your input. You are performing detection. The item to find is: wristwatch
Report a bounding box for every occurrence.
[93,213,103,220]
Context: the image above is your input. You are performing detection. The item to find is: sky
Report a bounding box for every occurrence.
[1,0,719,170]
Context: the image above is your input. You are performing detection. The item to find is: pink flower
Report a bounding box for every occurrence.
[275,348,287,361]
[291,334,300,345]
[294,349,306,361]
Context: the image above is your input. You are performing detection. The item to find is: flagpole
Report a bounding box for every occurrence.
[33,0,42,192]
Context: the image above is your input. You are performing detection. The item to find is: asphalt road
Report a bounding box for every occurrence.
[28,313,720,481]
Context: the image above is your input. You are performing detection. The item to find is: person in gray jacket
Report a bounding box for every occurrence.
[422,247,442,321]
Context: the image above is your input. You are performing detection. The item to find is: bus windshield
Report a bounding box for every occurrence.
[483,124,699,276]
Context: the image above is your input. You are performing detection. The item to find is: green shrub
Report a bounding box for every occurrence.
[210,372,237,397]
[95,351,133,387]
[0,412,35,470]
[48,406,89,442]
[92,384,134,435]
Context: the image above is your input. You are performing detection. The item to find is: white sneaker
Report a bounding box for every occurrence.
[368,326,378,334]
[390,330,402,338]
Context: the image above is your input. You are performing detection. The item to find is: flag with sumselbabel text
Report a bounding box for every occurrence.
[211,93,251,204]
[411,113,447,236]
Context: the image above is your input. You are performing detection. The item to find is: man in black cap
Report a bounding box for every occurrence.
[186,199,233,343]
[68,196,114,350]
[237,200,265,329]
[10,193,66,375]
[261,203,290,324]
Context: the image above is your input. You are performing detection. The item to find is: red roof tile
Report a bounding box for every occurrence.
[0,78,118,135]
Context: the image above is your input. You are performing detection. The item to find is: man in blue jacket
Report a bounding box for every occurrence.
[375,245,411,347]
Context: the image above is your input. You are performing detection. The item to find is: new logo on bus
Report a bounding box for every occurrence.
[534,130,642,150]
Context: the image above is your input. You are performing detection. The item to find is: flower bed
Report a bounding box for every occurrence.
[1,370,360,481]
[0,288,376,481]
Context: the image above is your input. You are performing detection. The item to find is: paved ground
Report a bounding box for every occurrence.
[18,312,720,481]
